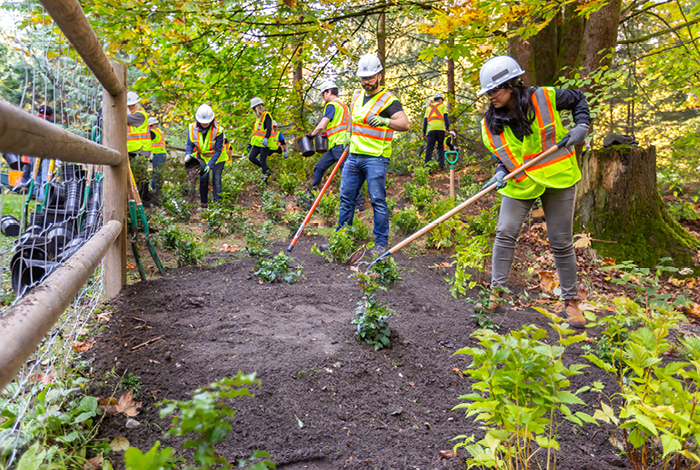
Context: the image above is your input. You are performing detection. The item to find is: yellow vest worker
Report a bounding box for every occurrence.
[126,92,152,156]
[478,55,590,328]
[184,104,226,207]
[247,97,274,182]
[337,54,409,253]
[149,117,167,191]
[422,93,450,169]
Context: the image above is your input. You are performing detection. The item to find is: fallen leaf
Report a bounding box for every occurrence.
[126,262,135,269]
[110,436,130,452]
[668,277,684,287]
[72,341,94,353]
[531,208,545,218]
[450,367,464,378]
[573,232,591,249]
[83,454,102,470]
[538,271,558,294]
[99,397,119,415]
[439,450,455,459]
[686,303,700,317]
[679,267,694,276]
[115,391,142,417]
[220,243,238,252]
[687,278,697,288]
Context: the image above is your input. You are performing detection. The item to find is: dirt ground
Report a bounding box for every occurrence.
[88,231,636,470]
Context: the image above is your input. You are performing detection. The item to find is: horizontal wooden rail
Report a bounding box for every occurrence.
[38,0,122,96]
[0,100,123,166]
[0,220,122,391]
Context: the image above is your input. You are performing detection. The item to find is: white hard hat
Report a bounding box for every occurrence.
[434,92,443,100]
[250,97,264,109]
[356,54,383,77]
[148,117,159,126]
[449,130,456,136]
[272,120,279,126]
[477,55,525,97]
[195,104,215,124]
[320,80,337,93]
[126,92,140,106]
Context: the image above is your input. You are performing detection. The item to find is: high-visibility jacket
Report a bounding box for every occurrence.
[188,121,226,164]
[151,128,167,156]
[250,112,272,147]
[127,110,152,153]
[325,99,349,148]
[481,87,581,200]
[267,131,280,151]
[424,102,447,132]
[349,88,398,158]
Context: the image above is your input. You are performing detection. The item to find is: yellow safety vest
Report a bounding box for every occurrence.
[349,88,398,158]
[250,112,272,147]
[151,127,167,156]
[481,87,581,200]
[267,130,280,151]
[127,110,152,153]
[325,99,349,148]
[188,122,226,164]
[424,102,447,132]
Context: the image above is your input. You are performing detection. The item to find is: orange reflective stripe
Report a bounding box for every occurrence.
[427,104,444,122]
[542,89,557,146]
[352,123,394,141]
[524,148,575,171]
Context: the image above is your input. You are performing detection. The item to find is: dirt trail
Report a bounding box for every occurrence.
[89,236,622,470]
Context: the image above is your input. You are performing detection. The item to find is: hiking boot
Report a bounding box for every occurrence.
[564,299,586,329]
[358,203,366,214]
[372,244,388,258]
[483,292,503,312]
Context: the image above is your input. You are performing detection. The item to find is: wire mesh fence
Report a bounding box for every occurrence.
[0,3,108,467]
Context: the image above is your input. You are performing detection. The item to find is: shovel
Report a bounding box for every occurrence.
[126,170,147,281]
[21,158,41,231]
[128,163,166,275]
[38,159,56,213]
[287,144,349,252]
[368,136,571,269]
[78,165,95,231]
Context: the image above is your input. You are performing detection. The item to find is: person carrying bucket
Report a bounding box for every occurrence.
[478,55,590,328]
[149,117,167,191]
[422,92,449,169]
[306,80,365,212]
[337,54,409,256]
[184,104,226,207]
[248,97,274,183]
[267,121,289,159]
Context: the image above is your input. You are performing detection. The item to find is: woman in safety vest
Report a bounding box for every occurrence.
[248,97,274,182]
[149,117,167,191]
[184,104,226,207]
[267,121,289,158]
[478,55,590,328]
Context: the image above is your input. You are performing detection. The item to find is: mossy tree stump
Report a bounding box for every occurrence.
[575,145,699,267]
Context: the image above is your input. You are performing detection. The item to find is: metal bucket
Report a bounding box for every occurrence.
[1,215,20,237]
[298,135,315,157]
[314,135,329,154]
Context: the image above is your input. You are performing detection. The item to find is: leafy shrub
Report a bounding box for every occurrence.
[449,233,491,296]
[125,373,274,470]
[386,197,397,216]
[403,182,437,210]
[255,252,303,283]
[453,312,600,469]
[160,182,192,222]
[244,221,273,258]
[351,272,395,350]
[159,226,204,266]
[457,178,481,201]
[284,211,306,238]
[412,163,431,186]
[667,196,698,221]
[261,190,285,223]
[317,192,339,224]
[278,172,299,195]
[467,204,499,236]
[392,206,422,235]
[350,218,370,242]
[311,225,356,263]
[367,256,403,287]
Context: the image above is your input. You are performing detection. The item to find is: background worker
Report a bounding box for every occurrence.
[149,117,167,191]
[307,80,365,212]
[267,121,289,159]
[19,105,57,198]
[126,91,152,200]
[184,104,225,207]
[337,54,409,255]
[478,55,590,328]
[445,130,457,152]
[248,97,274,182]
[422,92,449,169]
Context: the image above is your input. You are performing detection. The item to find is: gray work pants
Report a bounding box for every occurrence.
[491,185,578,299]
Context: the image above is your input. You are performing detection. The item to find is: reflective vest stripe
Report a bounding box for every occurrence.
[531,88,557,150]
[524,148,575,171]
[127,134,150,140]
[426,104,444,122]
[351,123,394,140]
[482,123,526,183]
[326,100,348,136]
[189,122,219,157]
[127,110,151,152]
[151,128,166,153]
[349,88,397,157]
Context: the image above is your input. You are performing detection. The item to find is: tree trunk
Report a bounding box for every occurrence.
[531,17,558,86]
[507,24,535,86]
[446,37,455,110]
[292,41,304,133]
[580,0,622,86]
[377,9,387,87]
[575,146,699,267]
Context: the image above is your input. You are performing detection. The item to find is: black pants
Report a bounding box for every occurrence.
[425,130,445,168]
[248,145,271,175]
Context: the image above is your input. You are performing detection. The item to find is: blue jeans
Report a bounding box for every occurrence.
[337,153,389,246]
[151,152,166,191]
[313,145,364,206]
[199,160,225,204]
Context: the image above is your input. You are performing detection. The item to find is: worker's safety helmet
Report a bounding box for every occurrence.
[195,104,215,124]
[272,120,278,127]
[250,97,264,109]
[148,117,159,126]
[356,54,383,77]
[319,80,337,94]
[126,92,140,106]
[477,56,525,97]
[433,92,443,100]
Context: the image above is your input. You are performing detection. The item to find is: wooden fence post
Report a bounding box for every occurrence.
[102,62,127,298]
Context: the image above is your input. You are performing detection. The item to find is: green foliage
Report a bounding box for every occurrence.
[244,221,273,259]
[453,312,600,469]
[584,308,700,469]
[667,196,698,222]
[352,294,395,351]
[391,206,422,235]
[160,182,193,223]
[312,226,356,263]
[467,205,499,236]
[261,190,285,223]
[201,203,245,238]
[457,174,481,201]
[350,218,370,242]
[317,192,339,224]
[284,211,305,238]
[120,373,142,393]
[159,226,205,267]
[367,256,404,288]
[449,233,491,297]
[403,182,437,211]
[255,252,303,283]
[125,373,275,470]
[277,172,300,195]
[411,163,431,186]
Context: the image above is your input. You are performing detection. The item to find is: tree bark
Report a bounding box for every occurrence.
[446,37,455,110]
[292,41,304,133]
[531,17,558,86]
[377,8,387,87]
[575,146,699,267]
[580,0,623,80]
[507,23,535,86]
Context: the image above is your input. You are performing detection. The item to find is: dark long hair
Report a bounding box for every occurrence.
[483,84,535,136]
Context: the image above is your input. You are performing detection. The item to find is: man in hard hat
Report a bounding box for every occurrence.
[423,92,449,169]
[307,80,365,212]
[184,104,225,207]
[126,92,152,200]
[248,97,276,182]
[337,54,409,255]
[149,117,167,191]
